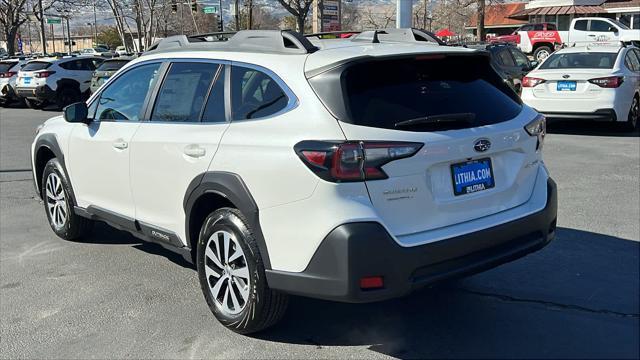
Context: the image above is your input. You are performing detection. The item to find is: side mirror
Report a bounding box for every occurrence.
[63,102,90,124]
[608,26,619,34]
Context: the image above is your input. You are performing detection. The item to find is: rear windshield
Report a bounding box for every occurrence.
[22,61,51,71]
[97,60,128,71]
[320,55,522,131]
[0,62,16,72]
[540,52,618,69]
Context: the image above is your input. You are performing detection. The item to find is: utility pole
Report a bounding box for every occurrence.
[93,0,98,44]
[423,0,427,29]
[396,0,412,28]
[247,0,253,30]
[66,16,72,53]
[218,0,224,31]
[234,0,239,31]
[38,0,47,54]
[180,3,184,35]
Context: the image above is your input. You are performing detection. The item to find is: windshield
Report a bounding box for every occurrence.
[21,61,51,71]
[310,54,522,132]
[540,52,618,69]
[97,60,128,71]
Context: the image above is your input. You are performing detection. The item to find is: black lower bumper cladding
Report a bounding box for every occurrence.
[266,178,558,303]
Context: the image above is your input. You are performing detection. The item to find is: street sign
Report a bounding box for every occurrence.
[47,18,62,24]
[203,6,218,14]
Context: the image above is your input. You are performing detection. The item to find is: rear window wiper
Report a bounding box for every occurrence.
[394,113,476,128]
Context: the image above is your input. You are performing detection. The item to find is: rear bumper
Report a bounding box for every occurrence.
[539,109,617,121]
[15,85,56,101]
[266,178,558,303]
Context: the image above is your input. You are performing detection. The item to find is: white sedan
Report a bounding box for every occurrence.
[521,45,640,131]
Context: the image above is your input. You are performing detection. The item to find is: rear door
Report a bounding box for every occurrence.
[570,19,589,45]
[129,61,228,243]
[311,54,541,239]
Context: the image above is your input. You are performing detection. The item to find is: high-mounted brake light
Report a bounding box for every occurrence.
[296,141,423,182]
[522,76,545,88]
[588,76,623,88]
[0,71,16,78]
[35,71,56,78]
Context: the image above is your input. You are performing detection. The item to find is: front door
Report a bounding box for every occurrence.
[67,62,162,219]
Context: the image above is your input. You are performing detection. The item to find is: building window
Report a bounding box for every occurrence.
[619,13,632,27]
[558,15,570,31]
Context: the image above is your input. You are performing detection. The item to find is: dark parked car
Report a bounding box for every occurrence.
[89,57,133,94]
[468,43,538,94]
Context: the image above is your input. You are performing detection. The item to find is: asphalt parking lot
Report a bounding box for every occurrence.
[0,106,638,359]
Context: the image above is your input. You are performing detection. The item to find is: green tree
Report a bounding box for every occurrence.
[96,26,122,49]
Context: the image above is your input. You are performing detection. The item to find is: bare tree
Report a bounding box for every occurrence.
[361,6,395,29]
[1,0,29,55]
[276,0,313,34]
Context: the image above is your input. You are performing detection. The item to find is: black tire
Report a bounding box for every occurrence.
[24,98,46,109]
[56,86,81,110]
[623,96,639,132]
[533,46,552,62]
[197,208,288,334]
[41,158,93,240]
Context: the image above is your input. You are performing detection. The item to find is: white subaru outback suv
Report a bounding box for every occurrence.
[31,30,557,334]
[16,56,103,110]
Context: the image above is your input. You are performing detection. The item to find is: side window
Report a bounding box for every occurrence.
[59,61,73,70]
[546,23,557,31]
[151,62,218,122]
[510,48,530,68]
[574,20,588,31]
[231,66,288,120]
[626,50,640,72]
[95,63,161,122]
[590,20,613,32]
[202,67,226,123]
[519,25,532,32]
[497,49,515,67]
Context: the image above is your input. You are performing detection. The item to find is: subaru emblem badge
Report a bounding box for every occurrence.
[474,139,491,153]
[562,74,570,79]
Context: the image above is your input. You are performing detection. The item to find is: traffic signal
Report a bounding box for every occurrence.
[191,0,197,12]
[217,18,223,32]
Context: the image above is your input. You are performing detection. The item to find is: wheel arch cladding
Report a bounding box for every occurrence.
[34,134,73,201]
[184,172,271,269]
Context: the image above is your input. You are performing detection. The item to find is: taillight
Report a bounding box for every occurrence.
[35,71,56,78]
[295,141,423,182]
[525,114,546,151]
[0,71,16,78]
[522,76,545,88]
[588,76,624,88]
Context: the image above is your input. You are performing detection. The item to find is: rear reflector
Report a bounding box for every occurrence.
[360,276,384,290]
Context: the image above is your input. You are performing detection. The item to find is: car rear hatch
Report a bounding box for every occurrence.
[16,61,51,89]
[307,52,543,242]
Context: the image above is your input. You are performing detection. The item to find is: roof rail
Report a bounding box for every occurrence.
[145,30,319,55]
[304,31,361,39]
[351,28,445,45]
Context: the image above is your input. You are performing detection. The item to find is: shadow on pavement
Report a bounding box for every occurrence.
[253,227,639,359]
[547,119,639,137]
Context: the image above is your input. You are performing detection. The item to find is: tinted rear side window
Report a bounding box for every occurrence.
[339,55,522,131]
[22,61,51,71]
[574,20,588,31]
[540,52,618,69]
[0,63,16,72]
[231,66,288,120]
[97,60,129,71]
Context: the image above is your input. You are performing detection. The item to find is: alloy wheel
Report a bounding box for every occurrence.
[204,230,250,316]
[536,50,550,61]
[45,173,67,229]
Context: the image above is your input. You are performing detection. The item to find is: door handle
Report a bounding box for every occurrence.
[183,145,206,158]
[588,34,596,37]
[113,140,128,150]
